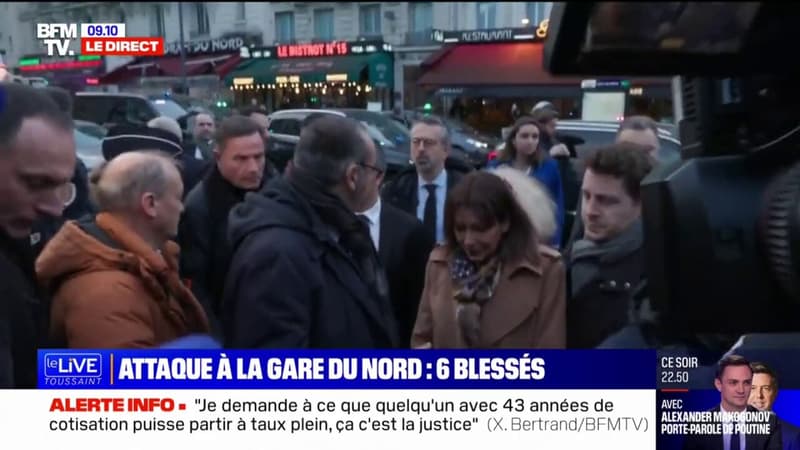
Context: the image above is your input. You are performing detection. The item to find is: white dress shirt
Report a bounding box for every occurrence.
[720,404,747,450]
[358,198,382,252]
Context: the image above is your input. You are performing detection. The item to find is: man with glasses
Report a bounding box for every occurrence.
[382,116,472,244]
[356,143,435,347]
[0,83,76,387]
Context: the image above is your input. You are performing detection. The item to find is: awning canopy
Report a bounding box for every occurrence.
[226,52,393,88]
[418,42,580,86]
[100,53,241,84]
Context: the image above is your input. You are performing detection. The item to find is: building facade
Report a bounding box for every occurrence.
[1,2,555,109]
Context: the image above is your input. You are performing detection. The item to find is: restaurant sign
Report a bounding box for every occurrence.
[431,20,549,44]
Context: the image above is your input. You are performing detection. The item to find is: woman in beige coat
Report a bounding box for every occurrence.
[411,171,566,349]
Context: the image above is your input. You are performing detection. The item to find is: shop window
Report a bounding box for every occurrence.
[360,5,382,37]
[476,3,496,29]
[314,9,334,41]
[236,2,246,22]
[276,12,295,43]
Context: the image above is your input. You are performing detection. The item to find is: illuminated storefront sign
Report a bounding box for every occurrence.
[431,20,549,44]
[277,41,349,58]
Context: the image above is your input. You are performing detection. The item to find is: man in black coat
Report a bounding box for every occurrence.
[222,115,398,348]
[381,116,472,245]
[356,145,434,347]
[567,143,654,348]
[179,115,277,337]
[0,83,76,387]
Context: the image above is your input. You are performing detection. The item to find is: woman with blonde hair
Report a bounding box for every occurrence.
[487,116,565,248]
[411,171,566,349]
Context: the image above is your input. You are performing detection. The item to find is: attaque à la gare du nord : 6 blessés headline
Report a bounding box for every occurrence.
[36,22,164,57]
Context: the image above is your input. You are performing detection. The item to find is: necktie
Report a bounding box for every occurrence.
[730,429,741,450]
[423,184,437,243]
[357,214,371,231]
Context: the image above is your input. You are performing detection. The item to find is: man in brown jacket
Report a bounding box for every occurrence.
[36,151,209,348]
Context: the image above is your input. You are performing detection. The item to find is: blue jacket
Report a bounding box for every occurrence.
[487,158,565,248]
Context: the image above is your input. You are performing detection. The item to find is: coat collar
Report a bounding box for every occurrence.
[428,243,546,277]
[95,212,178,274]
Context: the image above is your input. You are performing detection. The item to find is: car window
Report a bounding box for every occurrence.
[345,110,410,145]
[558,129,618,159]
[125,98,158,124]
[73,97,116,125]
[150,98,188,119]
[269,118,302,136]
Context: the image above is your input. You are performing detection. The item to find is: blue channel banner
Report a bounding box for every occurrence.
[37,349,657,389]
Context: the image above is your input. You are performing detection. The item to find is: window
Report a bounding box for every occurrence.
[150,5,165,36]
[359,4,381,36]
[409,2,433,32]
[313,9,334,41]
[476,3,496,29]
[236,2,246,21]
[193,3,210,36]
[526,2,553,25]
[118,8,126,23]
[268,118,302,136]
[275,12,295,43]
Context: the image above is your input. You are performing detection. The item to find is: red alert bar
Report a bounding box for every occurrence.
[81,37,165,56]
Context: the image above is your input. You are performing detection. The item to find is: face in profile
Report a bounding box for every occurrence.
[216,132,266,191]
[453,207,509,264]
[748,373,777,411]
[352,130,381,212]
[0,118,76,238]
[580,169,641,242]
[152,164,184,239]
[411,123,448,177]
[715,365,753,411]
[512,124,540,159]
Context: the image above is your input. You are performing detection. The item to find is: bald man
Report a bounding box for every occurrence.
[36,151,210,348]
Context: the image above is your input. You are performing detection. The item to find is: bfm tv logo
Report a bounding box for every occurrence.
[44,353,103,378]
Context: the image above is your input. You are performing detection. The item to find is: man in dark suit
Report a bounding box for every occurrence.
[749,362,800,450]
[684,355,782,450]
[357,143,435,347]
[381,116,472,245]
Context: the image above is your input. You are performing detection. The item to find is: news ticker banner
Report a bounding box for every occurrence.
[0,349,793,449]
[36,23,164,57]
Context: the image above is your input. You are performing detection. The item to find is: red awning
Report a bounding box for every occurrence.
[418,42,579,86]
[99,53,240,84]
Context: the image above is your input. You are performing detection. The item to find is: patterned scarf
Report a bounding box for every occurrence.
[450,249,502,347]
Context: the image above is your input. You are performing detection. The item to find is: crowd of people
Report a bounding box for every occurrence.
[0,82,664,387]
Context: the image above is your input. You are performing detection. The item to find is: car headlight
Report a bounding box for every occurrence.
[466,138,489,149]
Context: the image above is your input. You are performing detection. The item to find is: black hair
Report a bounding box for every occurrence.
[293,114,370,187]
[0,83,73,150]
[584,142,655,202]
[715,354,752,380]
[41,86,74,115]
[214,114,263,151]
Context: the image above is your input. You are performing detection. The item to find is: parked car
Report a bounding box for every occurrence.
[386,111,497,168]
[74,120,108,139]
[266,109,413,177]
[72,92,188,130]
